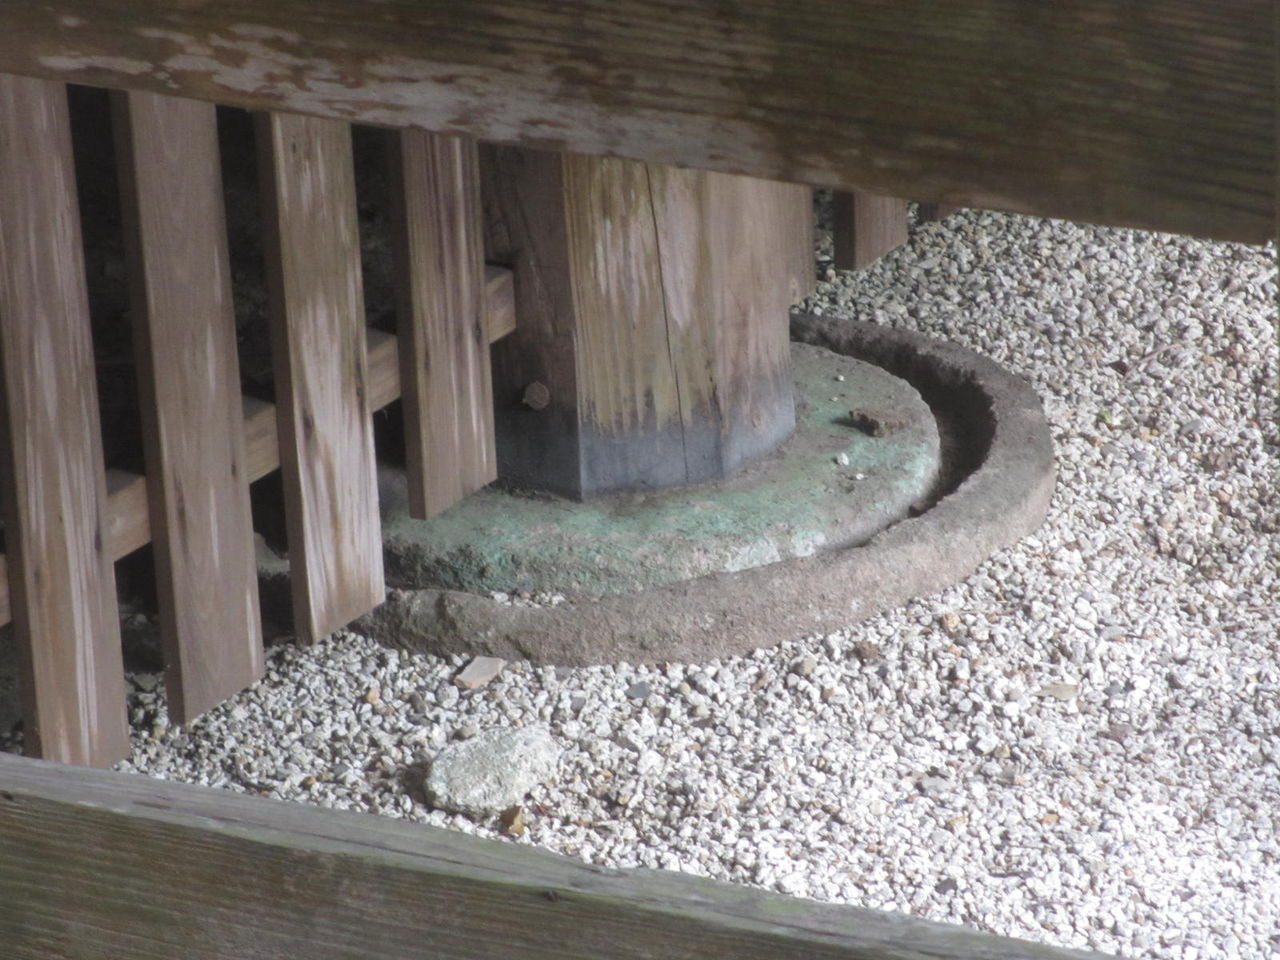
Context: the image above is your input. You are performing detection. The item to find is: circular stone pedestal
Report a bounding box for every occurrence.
[349,318,1055,665]
[376,343,940,599]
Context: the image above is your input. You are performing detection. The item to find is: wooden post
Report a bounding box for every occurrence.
[386,130,496,519]
[111,90,264,723]
[256,113,385,644]
[832,191,909,271]
[482,147,809,499]
[0,75,128,766]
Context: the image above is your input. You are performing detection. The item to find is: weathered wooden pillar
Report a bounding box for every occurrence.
[481,146,813,499]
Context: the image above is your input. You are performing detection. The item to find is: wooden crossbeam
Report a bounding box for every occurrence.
[0,76,129,767]
[0,272,515,632]
[111,89,264,723]
[0,3,1268,243]
[0,752,1115,960]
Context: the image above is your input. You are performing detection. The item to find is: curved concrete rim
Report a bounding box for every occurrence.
[354,315,1057,665]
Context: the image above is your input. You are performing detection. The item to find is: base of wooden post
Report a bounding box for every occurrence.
[481,147,814,499]
[354,319,1055,665]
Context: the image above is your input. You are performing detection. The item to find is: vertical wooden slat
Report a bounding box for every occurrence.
[0,74,128,766]
[386,130,495,519]
[255,112,384,643]
[832,190,909,270]
[111,90,263,722]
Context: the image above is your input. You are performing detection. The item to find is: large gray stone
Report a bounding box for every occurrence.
[424,725,560,818]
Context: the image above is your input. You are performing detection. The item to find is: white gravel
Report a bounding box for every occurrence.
[108,203,1277,958]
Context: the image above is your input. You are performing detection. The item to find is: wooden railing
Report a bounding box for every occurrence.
[0,77,516,766]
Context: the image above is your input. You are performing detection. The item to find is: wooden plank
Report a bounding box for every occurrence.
[104,469,151,560]
[0,302,514,631]
[0,75,128,767]
[0,753,1115,960]
[484,265,517,342]
[0,3,1268,243]
[832,191,910,271]
[647,166,798,480]
[111,90,263,722]
[256,111,385,644]
[386,130,495,519]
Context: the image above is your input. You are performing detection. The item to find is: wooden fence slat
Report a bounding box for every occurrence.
[832,191,910,271]
[256,112,385,644]
[111,90,263,722]
[387,130,496,519]
[0,752,1115,960]
[0,75,128,767]
[0,282,516,633]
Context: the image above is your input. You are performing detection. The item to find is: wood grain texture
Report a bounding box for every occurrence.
[482,144,585,497]
[0,75,128,767]
[0,752,1115,960]
[646,165,799,481]
[256,112,384,644]
[833,191,910,271]
[0,2,1269,242]
[483,149,802,497]
[564,153,691,492]
[0,300,513,630]
[386,130,495,519]
[112,90,263,722]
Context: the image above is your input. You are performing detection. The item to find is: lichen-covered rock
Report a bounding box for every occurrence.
[424,725,560,818]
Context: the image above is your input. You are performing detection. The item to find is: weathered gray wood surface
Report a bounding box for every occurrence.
[112,89,263,722]
[0,76,128,767]
[0,753,1113,960]
[483,147,806,498]
[0,1,1269,242]
[257,112,385,644]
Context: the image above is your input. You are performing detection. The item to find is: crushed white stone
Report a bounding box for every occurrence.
[101,203,1277,960]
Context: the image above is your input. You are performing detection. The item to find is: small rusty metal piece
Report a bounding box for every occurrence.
[845,407,906,437]
[522,381,551,411]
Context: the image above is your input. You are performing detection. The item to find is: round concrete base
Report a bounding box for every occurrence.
[352,316,1056,665]
[376,342,940,600]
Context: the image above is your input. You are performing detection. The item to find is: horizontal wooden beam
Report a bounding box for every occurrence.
[0,752,1113,960]
[0,3,1270,242]
[0,269,515,628]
